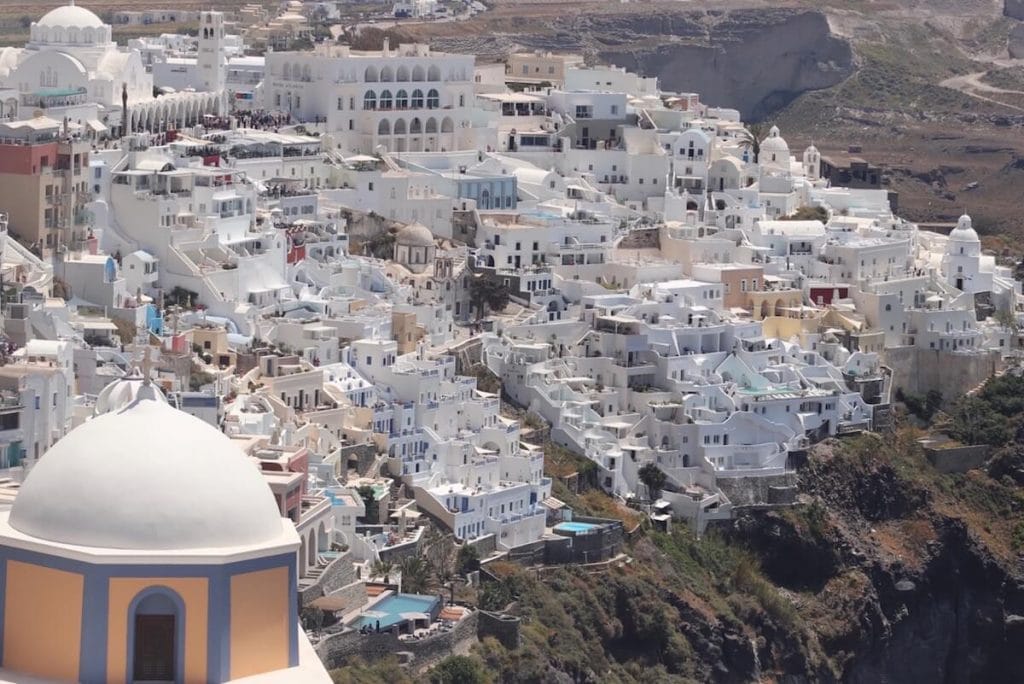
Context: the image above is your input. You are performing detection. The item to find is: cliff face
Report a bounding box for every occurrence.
[729,435,1024,683]
[330,432,1024,683]
[411,8,853,121]
[597,11,854,121]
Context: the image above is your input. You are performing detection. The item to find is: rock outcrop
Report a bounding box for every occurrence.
[598,11,854,121]
[407,8,853,121]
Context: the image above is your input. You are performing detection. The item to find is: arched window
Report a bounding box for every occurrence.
[129,588,184,683]
[364,66,379,82]
[410,117,422,134]
[426,89,439,109]
[395,89,408,109]
[380,65,394,82]
[379,90,393,110]
[441,117,454,133]
[282,63,291,80]
[425,117,437,134]
[412,65,425,82]
[363,90,377,110]
[393,118,407,135]
[396,65,410,81]
[378,119,391,135]
[427,65,441,81]
[411,89,424,109]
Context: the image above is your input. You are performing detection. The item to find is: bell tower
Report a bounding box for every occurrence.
[198,11,227,113]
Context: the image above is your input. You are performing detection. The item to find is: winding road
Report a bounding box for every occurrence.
[939,62,1024,114]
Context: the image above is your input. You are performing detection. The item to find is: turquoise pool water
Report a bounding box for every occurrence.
[353,593,440,630]
[554,521,599,534]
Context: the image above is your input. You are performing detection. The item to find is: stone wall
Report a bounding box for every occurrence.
[924,444,991,474]
[1006,0,1024,21]
[300,556,361,607]
[716,473,798,507]
[884,347,1002,406]
[618,228,660,249]
[378,535,422,564]
[341,442,378,478]
[477,611,521,650]
[467,533,497,558]
[316,611,479,670]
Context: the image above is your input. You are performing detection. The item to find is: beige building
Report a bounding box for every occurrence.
[0,117,91,250]
[691,263,765,310]
[392,310,424,354]
[506,51,585,88]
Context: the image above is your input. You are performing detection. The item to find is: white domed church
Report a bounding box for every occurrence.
[0,3,223,134]
[0,373,330,682]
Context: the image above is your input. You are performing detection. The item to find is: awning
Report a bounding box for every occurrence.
[86,119,107,133]
[541,496,566,510]
[311,594,350,612]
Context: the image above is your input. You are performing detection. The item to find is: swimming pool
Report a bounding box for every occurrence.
[554,521,599,534]
[352,593,441,631]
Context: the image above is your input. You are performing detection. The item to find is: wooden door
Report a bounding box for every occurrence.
[133,614,175,682]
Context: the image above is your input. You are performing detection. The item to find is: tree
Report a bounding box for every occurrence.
[994,308,1020,335]
[988,444,1024,485]
[468,275,510,322]
[456,544,481,574]
[399,556,431,594]
[364,229,396,260]
[429,655,487,684]
[736,122,767,163]
[357,485,379,523]
[780,206,829,222]
[638,462,668,501]
[948,396,1010,447]
[372,559,395,584]
[301,606,325,636]
[478,581,512,611]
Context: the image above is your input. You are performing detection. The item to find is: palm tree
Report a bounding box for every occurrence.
[400,556,431,594]
[371,559,394,584]
[736,122,768,164]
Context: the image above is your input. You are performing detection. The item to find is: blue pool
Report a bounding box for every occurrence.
[554,521,599,534]
[353,593,441,631]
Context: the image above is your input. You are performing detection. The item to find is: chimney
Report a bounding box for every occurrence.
[382,37,390,56]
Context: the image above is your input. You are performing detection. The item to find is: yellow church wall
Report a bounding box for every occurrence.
[106,577,208,684]
[761,316,810,340]
[230,566,289,679]
[3,560,83,681]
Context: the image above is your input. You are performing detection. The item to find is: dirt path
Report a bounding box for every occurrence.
[939,71,1024,113]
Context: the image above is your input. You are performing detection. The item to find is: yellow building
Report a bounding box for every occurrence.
[0,373,330,682]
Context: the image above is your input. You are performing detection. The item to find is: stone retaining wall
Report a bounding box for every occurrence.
[315,611,479,670]
[477,611,520,650]
[924,444,991,474]
[300,555,359,607]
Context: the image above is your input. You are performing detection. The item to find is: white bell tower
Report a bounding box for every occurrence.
[198,11,227,112]
[803,144,821,181]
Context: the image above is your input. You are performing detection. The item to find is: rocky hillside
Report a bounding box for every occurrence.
[388,5,854,122]
[332,426,1024,683]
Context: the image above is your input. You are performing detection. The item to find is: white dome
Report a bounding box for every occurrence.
[949,213,979,242]
[396,222,434,247]
[760,125,789,154]
[94,367,168,415]
[36,3,105,29]
[9,398,285,551]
